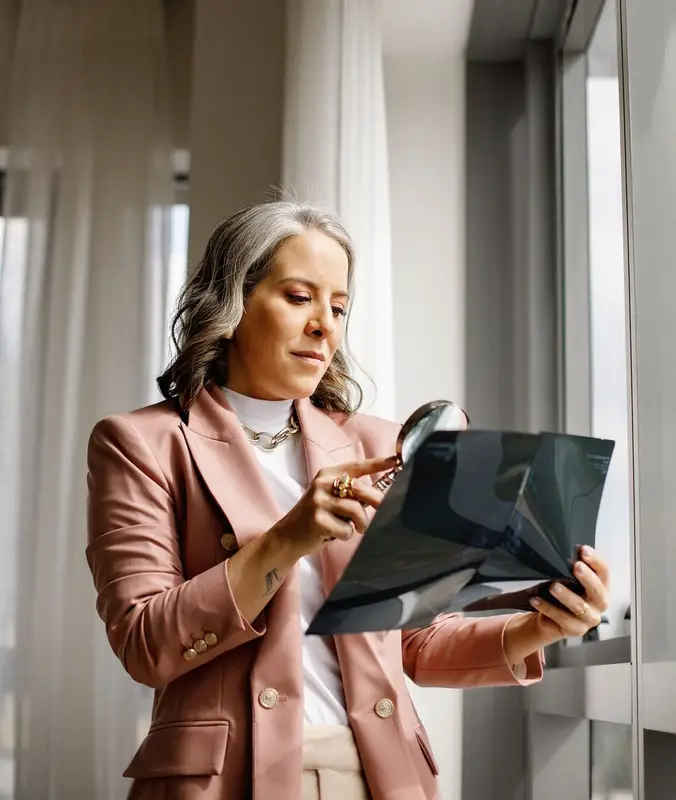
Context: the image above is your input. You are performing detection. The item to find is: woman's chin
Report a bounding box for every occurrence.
[281,375,322,400]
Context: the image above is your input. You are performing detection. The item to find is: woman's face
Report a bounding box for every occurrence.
[226,230,349,401]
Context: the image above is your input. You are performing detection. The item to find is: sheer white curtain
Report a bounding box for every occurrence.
[0,1,173,797]
[283,0,396,420]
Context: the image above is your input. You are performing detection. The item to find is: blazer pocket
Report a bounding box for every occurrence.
[123,721,230,778]
[414,723,440,776]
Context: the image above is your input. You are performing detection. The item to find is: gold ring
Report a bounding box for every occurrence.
[575,601,589,619]
[332,473,354,499]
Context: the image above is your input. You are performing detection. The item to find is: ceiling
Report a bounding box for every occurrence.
[467,0,606,61]
[381,0,607,63]
[468,0,567,60]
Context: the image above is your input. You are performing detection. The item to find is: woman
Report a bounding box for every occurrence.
[86,200,609,800]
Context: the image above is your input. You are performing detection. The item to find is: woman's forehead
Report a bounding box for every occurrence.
[271,232,349,287]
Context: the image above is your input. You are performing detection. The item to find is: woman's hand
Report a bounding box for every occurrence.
[269,455,398,558]
[504,546,610,663]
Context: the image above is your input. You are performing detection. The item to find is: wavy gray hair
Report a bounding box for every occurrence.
[157,199,363,413]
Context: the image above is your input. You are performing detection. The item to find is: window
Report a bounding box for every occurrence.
[164,202,189,368]
[585,0,631,640]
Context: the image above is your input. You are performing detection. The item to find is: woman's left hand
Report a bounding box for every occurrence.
[504,546,610,662]
[528,545,609,644]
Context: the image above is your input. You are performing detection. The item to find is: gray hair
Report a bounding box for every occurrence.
[157,199,364,413]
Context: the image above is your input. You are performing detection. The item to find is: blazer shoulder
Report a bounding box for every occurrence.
[89,399,182,450]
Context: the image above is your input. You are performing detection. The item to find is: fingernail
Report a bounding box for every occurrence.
[575,562,586,575]
[530,597,541,608]
[551,583,562,595]
[581,545,592,558]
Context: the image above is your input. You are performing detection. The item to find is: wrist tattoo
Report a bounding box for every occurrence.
[264,568,282,596]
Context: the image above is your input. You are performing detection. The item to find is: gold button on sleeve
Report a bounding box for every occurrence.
[374,698,394,718]
[193,639,207,654]
[183,648,198,661]
[258,688,279,709]
[204,632,218,647]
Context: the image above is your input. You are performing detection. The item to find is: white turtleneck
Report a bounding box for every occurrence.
[221,387,349,726]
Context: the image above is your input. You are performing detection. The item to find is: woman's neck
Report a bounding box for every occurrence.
[221,387,293,432]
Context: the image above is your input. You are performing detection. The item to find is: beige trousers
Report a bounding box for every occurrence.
[301,726,371,800]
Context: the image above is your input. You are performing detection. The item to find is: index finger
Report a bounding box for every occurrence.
[338,455,399,478]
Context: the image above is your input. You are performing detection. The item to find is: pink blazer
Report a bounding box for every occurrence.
[86,384,542,800]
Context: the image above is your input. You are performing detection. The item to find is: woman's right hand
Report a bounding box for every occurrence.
[270,455,399,557]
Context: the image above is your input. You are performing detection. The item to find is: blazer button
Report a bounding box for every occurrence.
[183,648,198,661]
[220,533,238,551]
[204,632,218,647]
[193,639,208,654]
[258,688,279,709]
[374,698,395,719]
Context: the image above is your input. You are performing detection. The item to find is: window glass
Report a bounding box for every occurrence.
[586,0,631,639]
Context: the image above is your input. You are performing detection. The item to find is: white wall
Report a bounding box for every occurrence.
[385,54,467,424]
[384,48,468,800]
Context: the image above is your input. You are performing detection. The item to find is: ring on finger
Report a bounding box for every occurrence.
[574,600,589,620]
[332,473,355,499]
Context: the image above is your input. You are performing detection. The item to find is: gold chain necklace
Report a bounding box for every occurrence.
[241,412,300,451]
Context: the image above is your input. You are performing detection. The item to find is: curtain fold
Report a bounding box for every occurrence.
[0,1,173,797]
[283,0,395,419]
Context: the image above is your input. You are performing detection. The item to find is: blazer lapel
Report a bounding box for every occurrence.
[180,389,369,588]
[180,385,284,548]
[181,389,390,726]
[295,399,397,724]
[294,398,366,594]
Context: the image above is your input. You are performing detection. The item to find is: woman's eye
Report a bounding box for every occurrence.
[286,293,344,318]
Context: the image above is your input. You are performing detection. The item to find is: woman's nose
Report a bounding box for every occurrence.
[306,310,335,338]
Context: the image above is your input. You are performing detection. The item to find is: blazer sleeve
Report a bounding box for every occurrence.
[401,612,543,688]
[85,415,265,689]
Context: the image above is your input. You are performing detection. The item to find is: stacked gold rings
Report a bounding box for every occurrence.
[332,473,355,499]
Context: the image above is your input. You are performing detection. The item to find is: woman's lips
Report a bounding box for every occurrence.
[291,351,325,365]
